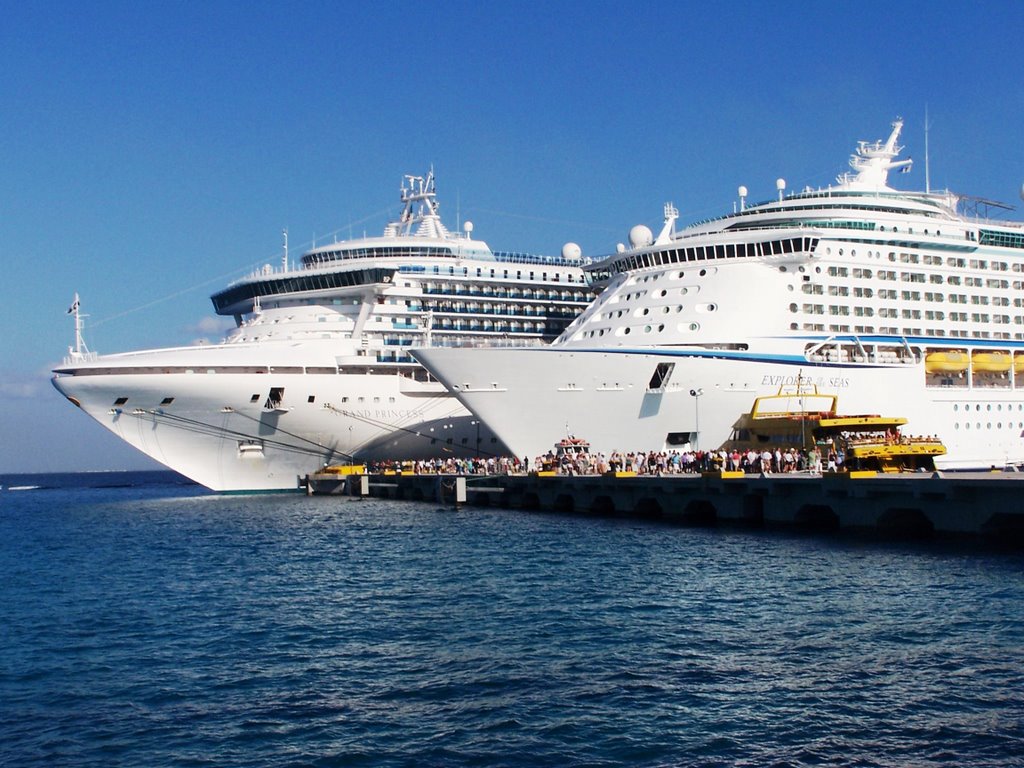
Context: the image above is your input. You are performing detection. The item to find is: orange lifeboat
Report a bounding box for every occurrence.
[924,350,969,374]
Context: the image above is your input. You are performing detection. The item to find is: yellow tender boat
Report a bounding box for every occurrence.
[720,381,946,473]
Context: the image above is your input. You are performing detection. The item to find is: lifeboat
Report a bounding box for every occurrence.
[1015,354,1024,375]
[924,350,969,374]
[971,351,1011,373]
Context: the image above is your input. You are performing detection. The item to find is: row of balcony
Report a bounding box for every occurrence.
[420,286,587,301]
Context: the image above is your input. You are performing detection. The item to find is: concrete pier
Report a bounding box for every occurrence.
[306,470,1024,544]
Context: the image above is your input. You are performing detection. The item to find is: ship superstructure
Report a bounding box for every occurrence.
[52,172,596,491]
[414,120,1024,468]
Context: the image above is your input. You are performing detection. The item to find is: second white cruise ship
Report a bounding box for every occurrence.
[414,120,1024,469]
[52,172,597,491]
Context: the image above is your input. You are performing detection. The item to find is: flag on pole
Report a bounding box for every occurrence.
[67,297,79,314]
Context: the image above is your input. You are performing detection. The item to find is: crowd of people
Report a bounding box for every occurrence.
[363,446,843,477]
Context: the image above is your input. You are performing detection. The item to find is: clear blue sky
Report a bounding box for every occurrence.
[2,0,1022,472]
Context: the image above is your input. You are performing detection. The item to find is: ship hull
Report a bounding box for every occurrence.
[413,346,1024,469]
[51,369,502,492]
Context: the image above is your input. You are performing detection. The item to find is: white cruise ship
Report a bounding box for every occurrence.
[52,172,597,491]
[414,120,1024,469]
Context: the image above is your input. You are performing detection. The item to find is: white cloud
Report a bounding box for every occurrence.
[189,315,232,335]
[0,370,48,399]
[185,315,233,345]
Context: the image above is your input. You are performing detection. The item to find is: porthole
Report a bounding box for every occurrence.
[790,303,798,313]
[699,269,707,277]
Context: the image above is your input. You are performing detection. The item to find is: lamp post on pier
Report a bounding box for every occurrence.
[689,388,703,451]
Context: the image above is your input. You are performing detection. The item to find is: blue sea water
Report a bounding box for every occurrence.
[1,473,1022,767]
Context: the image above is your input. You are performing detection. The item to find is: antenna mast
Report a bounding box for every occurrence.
[924,107,931,194]
[67,293,89,358]
[282,228,289,271]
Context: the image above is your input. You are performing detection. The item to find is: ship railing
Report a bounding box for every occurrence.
[62,351,99,365]
[424,337,551,350]
[493,251,592,267]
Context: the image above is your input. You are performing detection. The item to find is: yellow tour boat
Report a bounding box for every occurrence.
[721,380,946,473]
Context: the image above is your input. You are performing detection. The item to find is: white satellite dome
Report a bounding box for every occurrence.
[561,242,582,260]
[628,224,653,248]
